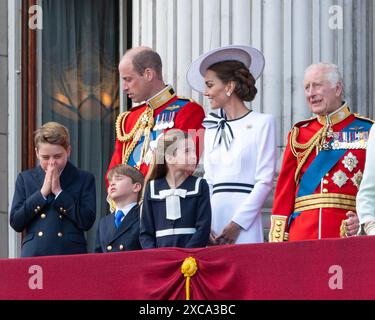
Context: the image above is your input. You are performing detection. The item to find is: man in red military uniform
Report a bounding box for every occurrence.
[269,63,373,242]
[106,47,205,187]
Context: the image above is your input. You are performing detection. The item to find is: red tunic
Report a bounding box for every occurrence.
[272,105,373,240]
[106,91,205,185]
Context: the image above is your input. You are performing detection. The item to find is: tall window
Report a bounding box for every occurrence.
[41,0,120,251]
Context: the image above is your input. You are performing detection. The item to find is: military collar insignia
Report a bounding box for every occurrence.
[147,85,176,110]
[349,126,364,131]
[165,105,181,111]
[317,103,351,126]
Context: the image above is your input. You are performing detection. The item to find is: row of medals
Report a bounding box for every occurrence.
[322,129,369,150]
[140,112,176,166]
[153,112,176,131]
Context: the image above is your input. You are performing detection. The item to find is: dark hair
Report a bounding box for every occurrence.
[147,130,190,181]
[132,50,163,80]
[208,60,257,101]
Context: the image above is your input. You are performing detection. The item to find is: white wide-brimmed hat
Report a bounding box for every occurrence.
[186,45,265,93]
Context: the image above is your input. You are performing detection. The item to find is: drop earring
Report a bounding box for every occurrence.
[226,91,231,97]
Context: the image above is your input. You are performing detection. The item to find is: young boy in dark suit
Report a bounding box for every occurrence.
[95,164,144,253]
[10,122,96,257]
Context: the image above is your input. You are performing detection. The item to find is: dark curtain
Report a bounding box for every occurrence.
[41,0,119,251]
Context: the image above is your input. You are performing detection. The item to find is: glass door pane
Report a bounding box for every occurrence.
[41,0,120,251]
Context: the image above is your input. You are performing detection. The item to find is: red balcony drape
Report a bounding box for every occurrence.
[1,236,374,300]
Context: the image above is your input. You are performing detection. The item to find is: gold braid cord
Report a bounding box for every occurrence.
[181,257,198,300]
[139,115,155,166]
[115,108,154,167]
[290,125,328,183]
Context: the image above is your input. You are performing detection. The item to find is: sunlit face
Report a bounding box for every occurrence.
[167,137,197,174]
[108,174,139,202]
[204,69,231,110]
[304,66,343,115]
[119,58,151,103]
[35,143,70,173]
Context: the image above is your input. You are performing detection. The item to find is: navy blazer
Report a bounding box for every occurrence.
[95,205,142,253]
[10,161,96,257]
[140,176,211,249]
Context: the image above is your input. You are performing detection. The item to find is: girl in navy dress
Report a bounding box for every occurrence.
[140,129,211,248]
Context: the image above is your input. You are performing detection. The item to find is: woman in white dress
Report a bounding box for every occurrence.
[187,45,276,245]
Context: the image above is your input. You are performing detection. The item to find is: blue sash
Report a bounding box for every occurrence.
[288,118,372,225]
[128,99,188,167]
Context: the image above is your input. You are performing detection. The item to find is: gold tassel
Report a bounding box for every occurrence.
[181,257,198,300]
[106,195,116,213]
[291,125,328,183]
[340,220,347,238]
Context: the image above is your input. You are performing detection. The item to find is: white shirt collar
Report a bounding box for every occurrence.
[115,202,137,220]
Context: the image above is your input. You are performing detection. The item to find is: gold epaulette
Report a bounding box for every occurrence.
[353,113,375,124]
[289,117,316,148]
[115,111,131,142]
[291,116,316,129]
[289,120,316,152]
[269,215,289,242]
